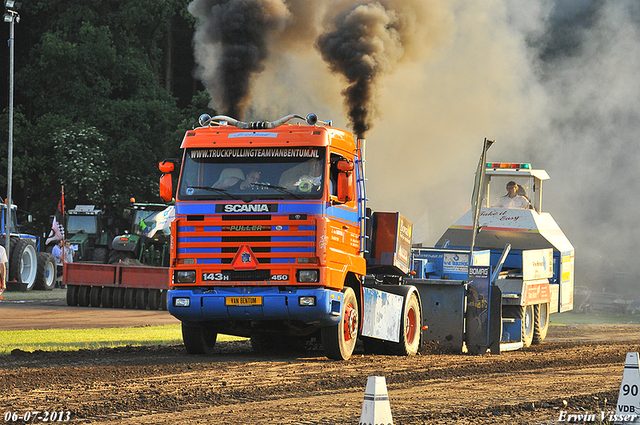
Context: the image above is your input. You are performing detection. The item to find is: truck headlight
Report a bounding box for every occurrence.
[298,296,316,306]
[173,297,191,307]
[297,269,319,283]
[175,270,196,283]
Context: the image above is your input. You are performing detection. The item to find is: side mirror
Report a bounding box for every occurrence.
[337,160,354,172]
[159,173,173,202]
[159,160,174,173]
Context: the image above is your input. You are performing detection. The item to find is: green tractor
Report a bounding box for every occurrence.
[109,202,174,266]
[65,205,114,263]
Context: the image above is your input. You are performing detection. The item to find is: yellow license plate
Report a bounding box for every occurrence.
[225,296,263,306]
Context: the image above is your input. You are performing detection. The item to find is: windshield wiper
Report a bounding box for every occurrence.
[250,183,303,199]
[188,186,244,201]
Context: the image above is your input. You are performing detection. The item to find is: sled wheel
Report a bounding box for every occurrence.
[522,304,535,347]
[66,285,79,306]
[89,286,102,307]
[101,287,114,308]
[77,285,91,307]
[532,303,550,344]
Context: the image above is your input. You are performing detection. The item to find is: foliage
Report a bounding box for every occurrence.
[0,0,202,235]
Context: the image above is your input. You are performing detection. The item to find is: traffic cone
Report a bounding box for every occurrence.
[358,376,394,425]
[614,352,640,424]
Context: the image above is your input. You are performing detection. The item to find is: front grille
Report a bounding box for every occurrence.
[222,214,271,221]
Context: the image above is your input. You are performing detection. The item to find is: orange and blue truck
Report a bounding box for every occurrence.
[159,113,575,360]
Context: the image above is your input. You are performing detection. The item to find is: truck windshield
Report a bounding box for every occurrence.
[132,209,172,238]
[178,147,326,201]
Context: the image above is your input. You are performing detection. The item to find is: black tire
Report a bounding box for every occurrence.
[161,290,168,310]
[77,285,91,307]
[532,303,550,344]
[522,304,535,347]
[90,286,102,307]
[66,285,79,306]
[387,293,421,356]
[135,289,149,309]
[361,336,386,355]
[93,247,109,264]
[124,288,137,309]
[182,322,217,355]
[321,287,358,360]
[9,239,38,290]
[35,252,57,291]
[101,287,114,308]
[147,289,162,310]
[113,287,125,308]
[250,333,277,352]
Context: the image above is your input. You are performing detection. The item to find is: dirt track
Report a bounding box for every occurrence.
[2,300,640,424]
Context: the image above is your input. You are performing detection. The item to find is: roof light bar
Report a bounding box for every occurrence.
[486,163,531,170]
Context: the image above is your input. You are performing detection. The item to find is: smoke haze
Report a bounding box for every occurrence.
[189,0,640,295]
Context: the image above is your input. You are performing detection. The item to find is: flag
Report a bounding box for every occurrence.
[46,189,65,245]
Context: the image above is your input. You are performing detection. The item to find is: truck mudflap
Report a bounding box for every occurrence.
[168,287,344,327]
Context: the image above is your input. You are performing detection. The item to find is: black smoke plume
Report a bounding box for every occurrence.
[189,0,289,119]
[316,2,405,138]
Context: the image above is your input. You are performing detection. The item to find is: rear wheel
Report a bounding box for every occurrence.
[136,289,149,309]
[113,287,125,308]
[321,287,358,360]
[93,247,109,264]
[35,252,57,291]
[147,289,162,310]
[522,304,535,347]
[387,293,421,356]
[101,287,114,308]
[77,285,91,307]
[182,322,217,355]
[109,250,134,264]
[532,303,550,344]
[90,286,102,307]
[9,239,38,290]
[66,285,79,306]
[124,288,137,309]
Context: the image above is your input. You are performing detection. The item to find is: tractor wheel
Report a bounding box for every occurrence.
[136,289,149,309]
[113,287,125,308]
[532,303,550,344]
[35,252,57,291]
[147,289,162,310]
[182,322,217,355]
[93,247,109,264]
[77,285,91,307]
[124,288,137,309]
[9,239,38,290]
[321,287,359,360]
[66,285,79,306]
[522,304,535,347]
[90,286,102,307]
[387,293,421,356]
[101,287,114,308]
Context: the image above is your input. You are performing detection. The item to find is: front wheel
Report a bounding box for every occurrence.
[387,293,421,356]
[35,252,57,291]
[321,287,359,360]
[182,322,217,355]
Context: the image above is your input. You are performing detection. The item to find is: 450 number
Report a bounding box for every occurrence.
[270,274,289,281]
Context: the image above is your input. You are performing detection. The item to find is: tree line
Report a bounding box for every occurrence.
[0,0,215,238]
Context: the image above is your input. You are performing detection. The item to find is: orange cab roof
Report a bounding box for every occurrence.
[180,123,355,152]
